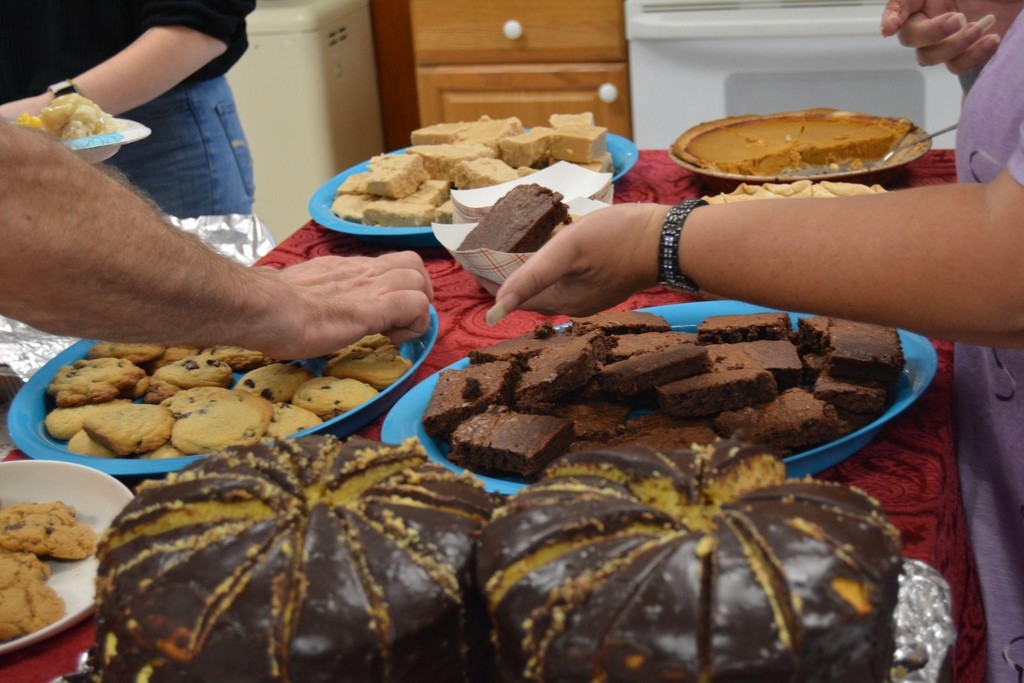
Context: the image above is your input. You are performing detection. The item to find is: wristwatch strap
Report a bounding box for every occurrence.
[47,79,79,98]
[658,198,707,293]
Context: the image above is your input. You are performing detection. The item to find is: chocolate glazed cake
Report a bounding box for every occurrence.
[476,439,903,683]
[89,435,494,683]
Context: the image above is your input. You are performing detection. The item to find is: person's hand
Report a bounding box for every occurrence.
[0,93,52,122]
[257,251,434,359]
[880,0,1017,74]
[486,203,668,324]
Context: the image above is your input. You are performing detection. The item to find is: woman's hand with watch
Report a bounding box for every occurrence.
[486,201,700,324]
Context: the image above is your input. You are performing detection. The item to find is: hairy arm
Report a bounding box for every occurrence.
[491,172,1024,347]
[1,26,228,119]
[0,124,433,357]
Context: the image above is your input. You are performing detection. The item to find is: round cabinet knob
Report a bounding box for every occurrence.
[598,83,619,103]
[503,19,523,40]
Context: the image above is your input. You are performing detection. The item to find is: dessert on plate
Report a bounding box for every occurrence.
[671,108,914,177]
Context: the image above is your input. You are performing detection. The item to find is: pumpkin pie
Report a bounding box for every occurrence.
[672,108,914,176]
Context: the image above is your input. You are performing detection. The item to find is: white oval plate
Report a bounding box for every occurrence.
[0,460,134,654]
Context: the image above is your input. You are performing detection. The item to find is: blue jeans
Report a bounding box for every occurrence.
[109,76,255,218]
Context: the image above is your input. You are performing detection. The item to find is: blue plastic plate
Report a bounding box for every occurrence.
[9,309,440,477]
[381,301,937,495]
[308,134,639,248]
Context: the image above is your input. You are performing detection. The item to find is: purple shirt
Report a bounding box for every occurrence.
[953,10,1024,681]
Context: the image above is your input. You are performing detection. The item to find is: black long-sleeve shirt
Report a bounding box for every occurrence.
[0,0,256,102]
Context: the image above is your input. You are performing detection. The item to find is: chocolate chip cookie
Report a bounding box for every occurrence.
[43,400,130,441]
[0,549,64,642]
[152,354,233,390]
[0,501,97,560]
[235,362,315,403]
[264,402,323,440]
[170,390,274,454]
[291,377,379,420]
[81,402,175,456]
[199,345,272,371]
[86,342,166,365]
[46,358,148,407]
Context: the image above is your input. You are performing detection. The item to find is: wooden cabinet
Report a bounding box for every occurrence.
[408,0,631,138]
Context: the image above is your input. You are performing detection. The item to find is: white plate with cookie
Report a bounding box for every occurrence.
[0,460,133,654]
[7,309,440,477]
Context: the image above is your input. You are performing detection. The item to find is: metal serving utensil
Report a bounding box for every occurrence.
[788,122,958,177]
[877,123,958,165]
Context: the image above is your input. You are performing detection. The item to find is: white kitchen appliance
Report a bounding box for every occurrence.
[626,0,963,150]
[228,0,384,242]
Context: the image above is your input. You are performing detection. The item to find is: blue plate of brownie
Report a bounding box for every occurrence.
[381,301,937,495]
[308,134,638,249]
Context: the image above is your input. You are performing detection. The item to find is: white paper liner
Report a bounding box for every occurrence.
[434,197,613,295]
[450,161,613,224]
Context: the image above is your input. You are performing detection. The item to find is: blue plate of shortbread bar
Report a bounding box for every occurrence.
[309,133,638,248]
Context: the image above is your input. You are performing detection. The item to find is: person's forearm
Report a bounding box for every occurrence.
[679,172,1024,345]
[70,26,227,115]
[0,124,282,346]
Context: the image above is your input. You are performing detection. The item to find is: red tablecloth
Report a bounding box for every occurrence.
[0,150,984,683]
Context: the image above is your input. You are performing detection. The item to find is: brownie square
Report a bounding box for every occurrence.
[825,320,905,382]
[469,322,571,365]
[549,401,631,440]
[448,406,574,480]
[606,331,698,363]
[714,388,843,449]
[697,312,792,344]
[801,353,827,385]
[812,370,890,414]
[599,344,709,398]
[613,423,718,451]
[794,316,832,354]
[570,310,672,336]
[704,340,803,390]
[422,361,518,438]
[516,332,610,408]
[657,368,778,417]
[458,184,569,253]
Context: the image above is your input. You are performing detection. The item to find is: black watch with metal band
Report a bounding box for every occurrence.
[47,79,79,98]
[657,198,707,293]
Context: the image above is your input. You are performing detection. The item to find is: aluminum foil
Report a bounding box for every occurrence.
[0,214,274,388]
[168,213,275,268]
[892,559,956,682]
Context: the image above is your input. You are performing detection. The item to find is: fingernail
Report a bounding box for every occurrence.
[485,294,518,326]
[944,12,967,31]
[976,13,996,31]
[485,301,508,326]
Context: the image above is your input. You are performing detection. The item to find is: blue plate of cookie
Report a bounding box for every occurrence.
[8,308,440,477]
[308,133,638,249]
[381,301,937,495]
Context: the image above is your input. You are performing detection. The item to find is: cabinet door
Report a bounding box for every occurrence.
[410,0,626,65]
[416,63,632,138]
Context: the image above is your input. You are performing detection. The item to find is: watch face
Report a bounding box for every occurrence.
[48,81,77,97]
